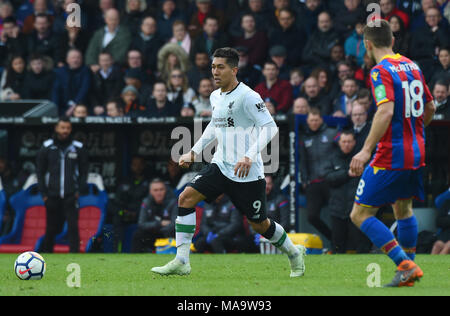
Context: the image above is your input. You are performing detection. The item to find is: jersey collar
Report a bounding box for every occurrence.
[220,82,241,96]
[380,53,402,62]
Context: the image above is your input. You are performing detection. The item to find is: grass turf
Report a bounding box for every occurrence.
[0,253,448,296]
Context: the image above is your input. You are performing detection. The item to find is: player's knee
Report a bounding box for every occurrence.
[350,207,365,227]
[178,189,196,208]
[249,219,270,235]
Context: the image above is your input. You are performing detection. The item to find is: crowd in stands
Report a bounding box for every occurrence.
[0,0,448,119]
[0,0,449,254]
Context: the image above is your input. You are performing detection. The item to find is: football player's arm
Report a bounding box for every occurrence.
[191,120,216,157]
[350,101,394,176]
[245,120,279,162]
[423,101,436,127]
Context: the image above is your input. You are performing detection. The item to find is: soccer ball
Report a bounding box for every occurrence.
[14,251,46,280]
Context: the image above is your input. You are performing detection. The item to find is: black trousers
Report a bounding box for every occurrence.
[305,182,332,241]
[331,216,372,254]
[41,195,79,253]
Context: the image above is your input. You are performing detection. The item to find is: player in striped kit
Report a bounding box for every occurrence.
[349,20,436,287]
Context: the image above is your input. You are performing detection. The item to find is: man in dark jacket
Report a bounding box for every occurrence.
[36,117,89,253]
[194,194,246,254]
[302,11,340,69]
[131,178,177,253]
[431,194,450,254]
[299,107,339,242]
[52,48,91,116]
[324,130,371,253]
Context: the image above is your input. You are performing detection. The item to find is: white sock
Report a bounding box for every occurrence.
[175,213,196,264]
[269,222,299,258]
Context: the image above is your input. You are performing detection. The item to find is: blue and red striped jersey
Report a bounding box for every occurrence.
[369,54,433,170]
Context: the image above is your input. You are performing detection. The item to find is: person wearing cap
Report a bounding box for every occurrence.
[122,85,145,117]
[268,8,306,68]
[232,13,268,67]
[269,45,290,81]
[124,67,153,106]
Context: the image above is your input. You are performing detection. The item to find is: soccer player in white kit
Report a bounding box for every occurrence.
[151,48,306,277]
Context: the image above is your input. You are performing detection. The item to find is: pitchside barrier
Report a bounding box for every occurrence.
[0,115,448,239]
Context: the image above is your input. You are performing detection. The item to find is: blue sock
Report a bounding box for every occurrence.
[360,217,410,266]
[397,216,418,261]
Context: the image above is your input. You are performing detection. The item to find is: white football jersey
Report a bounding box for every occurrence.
[203,82,275,182]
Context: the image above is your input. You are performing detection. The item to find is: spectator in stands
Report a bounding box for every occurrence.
[166,68,196,110]
[157,0,187,42]
[410,0,445,31]
[190,15,229,59]
[193,77,213,117]
[300,76,332,115]
[235,46,261,89]
[290,68,305,100]
[302,11,340,69]
[72,104,88,118]
[328,43,345,78]
[0,54,26,101]
[22,0,54,35]
[187,51,210,92]
[333,78,359,117]
[180,102,196,117]
[194,194,246,254]
[144,81,177,117]
[106,99,125,117]
[255,60,293,113]
[52,0,88,35]
[22,53,54,100]
[57,24,90,68]
[232,13,268,67]
[334,0,365,40]
[298,107,339,242]
[430,47,450,87]
[26,13,62,65]
[37,117,88,253]
[380,0,410,29]
[431,194,450,254]
[110,155,149,252]
[0,17,27,67]
[125,49,154,85]
[228,0,271,38]
[157,42,191,82]
[122,0,149,35]
[265,174,290,230]
[344,19,366,67]
[124,67,152,106]
[291,97,311,115]
[130,15,164,75]
[86,0,116,33]
[89,51,124,116]
[324,130,371,253]
[52,49,91,116]
[85,8,132,71]
[295,0,325,35]
[122,85,143,117]
[268,45,290,81]
[169,20,192,55]
[188,0,226,39]
[131,178,177,253]
[310,66,339,106]
[350,99,371,153]
[410,7,450,80]
[268,8,306,68]
[354,52,376,89]
[0,1,14,33]
[389,15,410,57]
[433,79,450,120]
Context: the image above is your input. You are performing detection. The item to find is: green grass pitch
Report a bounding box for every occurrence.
[1,254,449,296]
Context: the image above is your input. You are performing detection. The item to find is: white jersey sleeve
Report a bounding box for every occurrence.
[191,120,216,155]
[243,91,275,127]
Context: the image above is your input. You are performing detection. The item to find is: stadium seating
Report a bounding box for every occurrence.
[0,175,46,253]
[52,173,108,253]
[0,173,107,253]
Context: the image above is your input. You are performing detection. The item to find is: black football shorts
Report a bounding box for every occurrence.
[186,163,268,223]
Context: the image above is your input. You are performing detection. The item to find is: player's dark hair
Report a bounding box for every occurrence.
[363,19,393,48]
[213,47,239,69]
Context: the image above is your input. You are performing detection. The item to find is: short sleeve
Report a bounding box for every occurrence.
[370,67,395,107]
[244,91,275,127]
